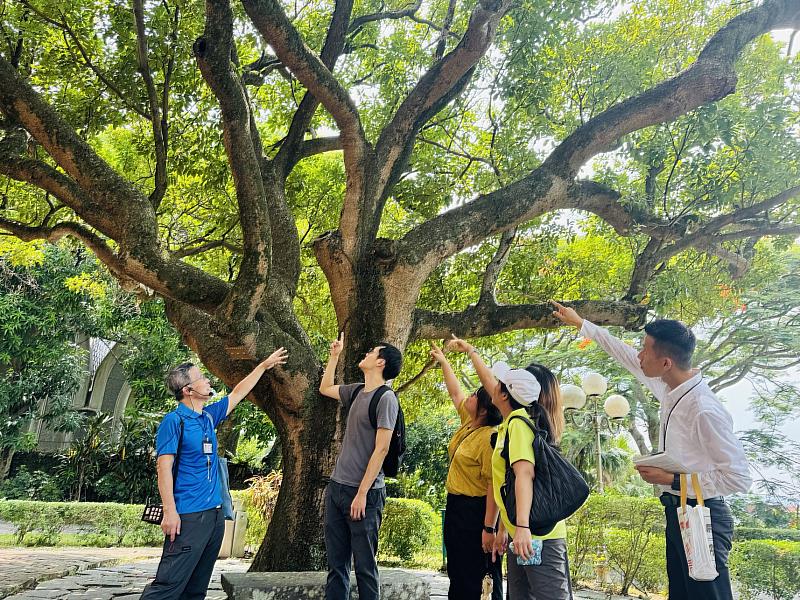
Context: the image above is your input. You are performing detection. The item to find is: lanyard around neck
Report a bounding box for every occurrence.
[662,380,702,450]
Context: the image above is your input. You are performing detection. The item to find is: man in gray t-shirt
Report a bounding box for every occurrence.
[319,334,402,600]
[331,383,399,490]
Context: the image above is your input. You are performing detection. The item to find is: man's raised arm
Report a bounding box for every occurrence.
[320,333,344,400]
[550,300,665,397]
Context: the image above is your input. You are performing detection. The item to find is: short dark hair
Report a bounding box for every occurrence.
[166,362,194,400]
[377,342,403,381]
[644,319,696,370]
[475,386,502,426]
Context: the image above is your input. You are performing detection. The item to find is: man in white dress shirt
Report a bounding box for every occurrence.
[551,301,751,600]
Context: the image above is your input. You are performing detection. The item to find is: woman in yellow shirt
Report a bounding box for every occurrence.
[448,337,573,600]
[430,343,503,600]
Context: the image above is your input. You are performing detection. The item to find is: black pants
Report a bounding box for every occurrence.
[140,507,225,600]
[661,494,734,600]
[444,493,503,600]
[324,481,386,600]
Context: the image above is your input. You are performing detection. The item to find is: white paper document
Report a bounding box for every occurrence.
[633,452,689,473]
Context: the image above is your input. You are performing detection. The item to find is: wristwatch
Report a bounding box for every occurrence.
[483,525,496,534]
[671,473,681,491]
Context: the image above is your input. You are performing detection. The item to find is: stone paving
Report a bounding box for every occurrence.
[0,548,163,599]
[0,547,643,599]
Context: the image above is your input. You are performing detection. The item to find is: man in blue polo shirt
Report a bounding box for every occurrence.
[140,348,288,600]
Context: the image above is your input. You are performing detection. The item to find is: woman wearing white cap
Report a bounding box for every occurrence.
[448,336,572,600]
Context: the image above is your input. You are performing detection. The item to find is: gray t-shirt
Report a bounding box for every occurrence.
[330,383,399,489]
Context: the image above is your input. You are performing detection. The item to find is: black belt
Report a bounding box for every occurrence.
[660,493,722,507]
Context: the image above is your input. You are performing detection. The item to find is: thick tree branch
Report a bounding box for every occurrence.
[373,0,513,207]
[627,185,800,297]
[242,0,368,176]
[411,299,647,341]
[0,217,136,286]
[543,0,800,175]
[394,0,800,283]
[299,136,343,159]
[133,0,168,210]
[273,0,356,177]
[0,60,231,311]
[194,0,271,321]
[0,59,151,225]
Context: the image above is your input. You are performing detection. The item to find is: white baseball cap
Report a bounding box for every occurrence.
[492,361,541,406]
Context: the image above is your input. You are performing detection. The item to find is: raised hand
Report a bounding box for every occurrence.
[550,300,583,329]
[446,334,473,354]
[330,332,344,358]
[261,347,288,370]
[429,341,447,364]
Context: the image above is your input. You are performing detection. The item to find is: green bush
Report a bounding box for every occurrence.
[730,540,800,600]
[379,497,437,561]
[0,500,162,547]
[735,527,800,542]
[0,466,65,501]
[566,493,664,594]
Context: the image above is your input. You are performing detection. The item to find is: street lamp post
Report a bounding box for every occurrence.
[561,374,630,494]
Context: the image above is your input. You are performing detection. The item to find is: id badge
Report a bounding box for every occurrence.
[203,441,213,455]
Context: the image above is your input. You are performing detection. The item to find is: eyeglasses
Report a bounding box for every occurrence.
[184,374,210,389]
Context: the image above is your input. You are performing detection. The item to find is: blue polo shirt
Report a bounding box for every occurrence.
[155,396,229,514]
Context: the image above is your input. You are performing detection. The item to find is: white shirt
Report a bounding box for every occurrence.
[581,320,752,498]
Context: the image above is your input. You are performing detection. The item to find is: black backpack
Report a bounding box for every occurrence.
[349,384,406,477]
[500,414,589,536]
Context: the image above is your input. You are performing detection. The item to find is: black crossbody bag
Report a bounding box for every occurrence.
[141,417,184,524]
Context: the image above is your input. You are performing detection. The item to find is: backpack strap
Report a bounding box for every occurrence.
[348,383,366,409]
[500,414,537,466]
[367,385,393,429]
[172,415,185,481]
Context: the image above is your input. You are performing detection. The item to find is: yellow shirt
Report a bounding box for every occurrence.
[445,399,496,496]
[491,408,567,540]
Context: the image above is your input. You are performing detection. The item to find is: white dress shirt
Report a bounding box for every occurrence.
[581,320,752,498]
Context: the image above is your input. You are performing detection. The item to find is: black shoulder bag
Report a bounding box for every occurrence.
[500,414,589,536]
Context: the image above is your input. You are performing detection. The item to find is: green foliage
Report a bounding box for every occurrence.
[379,497,438,561]
[735,528,800,543]
[566,493,665,594]
[94,411,160,504]
[234,472,282,550]
[400,407,457,506]
[0,500,162,547]
[0,244,104,472]
[730,540,800,600]
[0,466,64,502]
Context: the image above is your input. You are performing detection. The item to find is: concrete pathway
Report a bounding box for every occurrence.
[0,547,642,599]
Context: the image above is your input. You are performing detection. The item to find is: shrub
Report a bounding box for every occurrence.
[0,466,65,501]
[734,527,800,542]
[566,493,664,593]
[0,500,162,547]
[730,540,800,600]
[379,497,437,561]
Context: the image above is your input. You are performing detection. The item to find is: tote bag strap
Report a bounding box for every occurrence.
[680,473,706,508]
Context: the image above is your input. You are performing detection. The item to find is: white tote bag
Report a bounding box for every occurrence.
[677,473,718,581]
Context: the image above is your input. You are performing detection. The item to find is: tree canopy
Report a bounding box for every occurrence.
[1,0,799,570]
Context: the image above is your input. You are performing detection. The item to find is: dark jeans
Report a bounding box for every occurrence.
[443,493,502,600]
[324,481,386,600]
[661,494,734,600]
[140,507,225,600]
